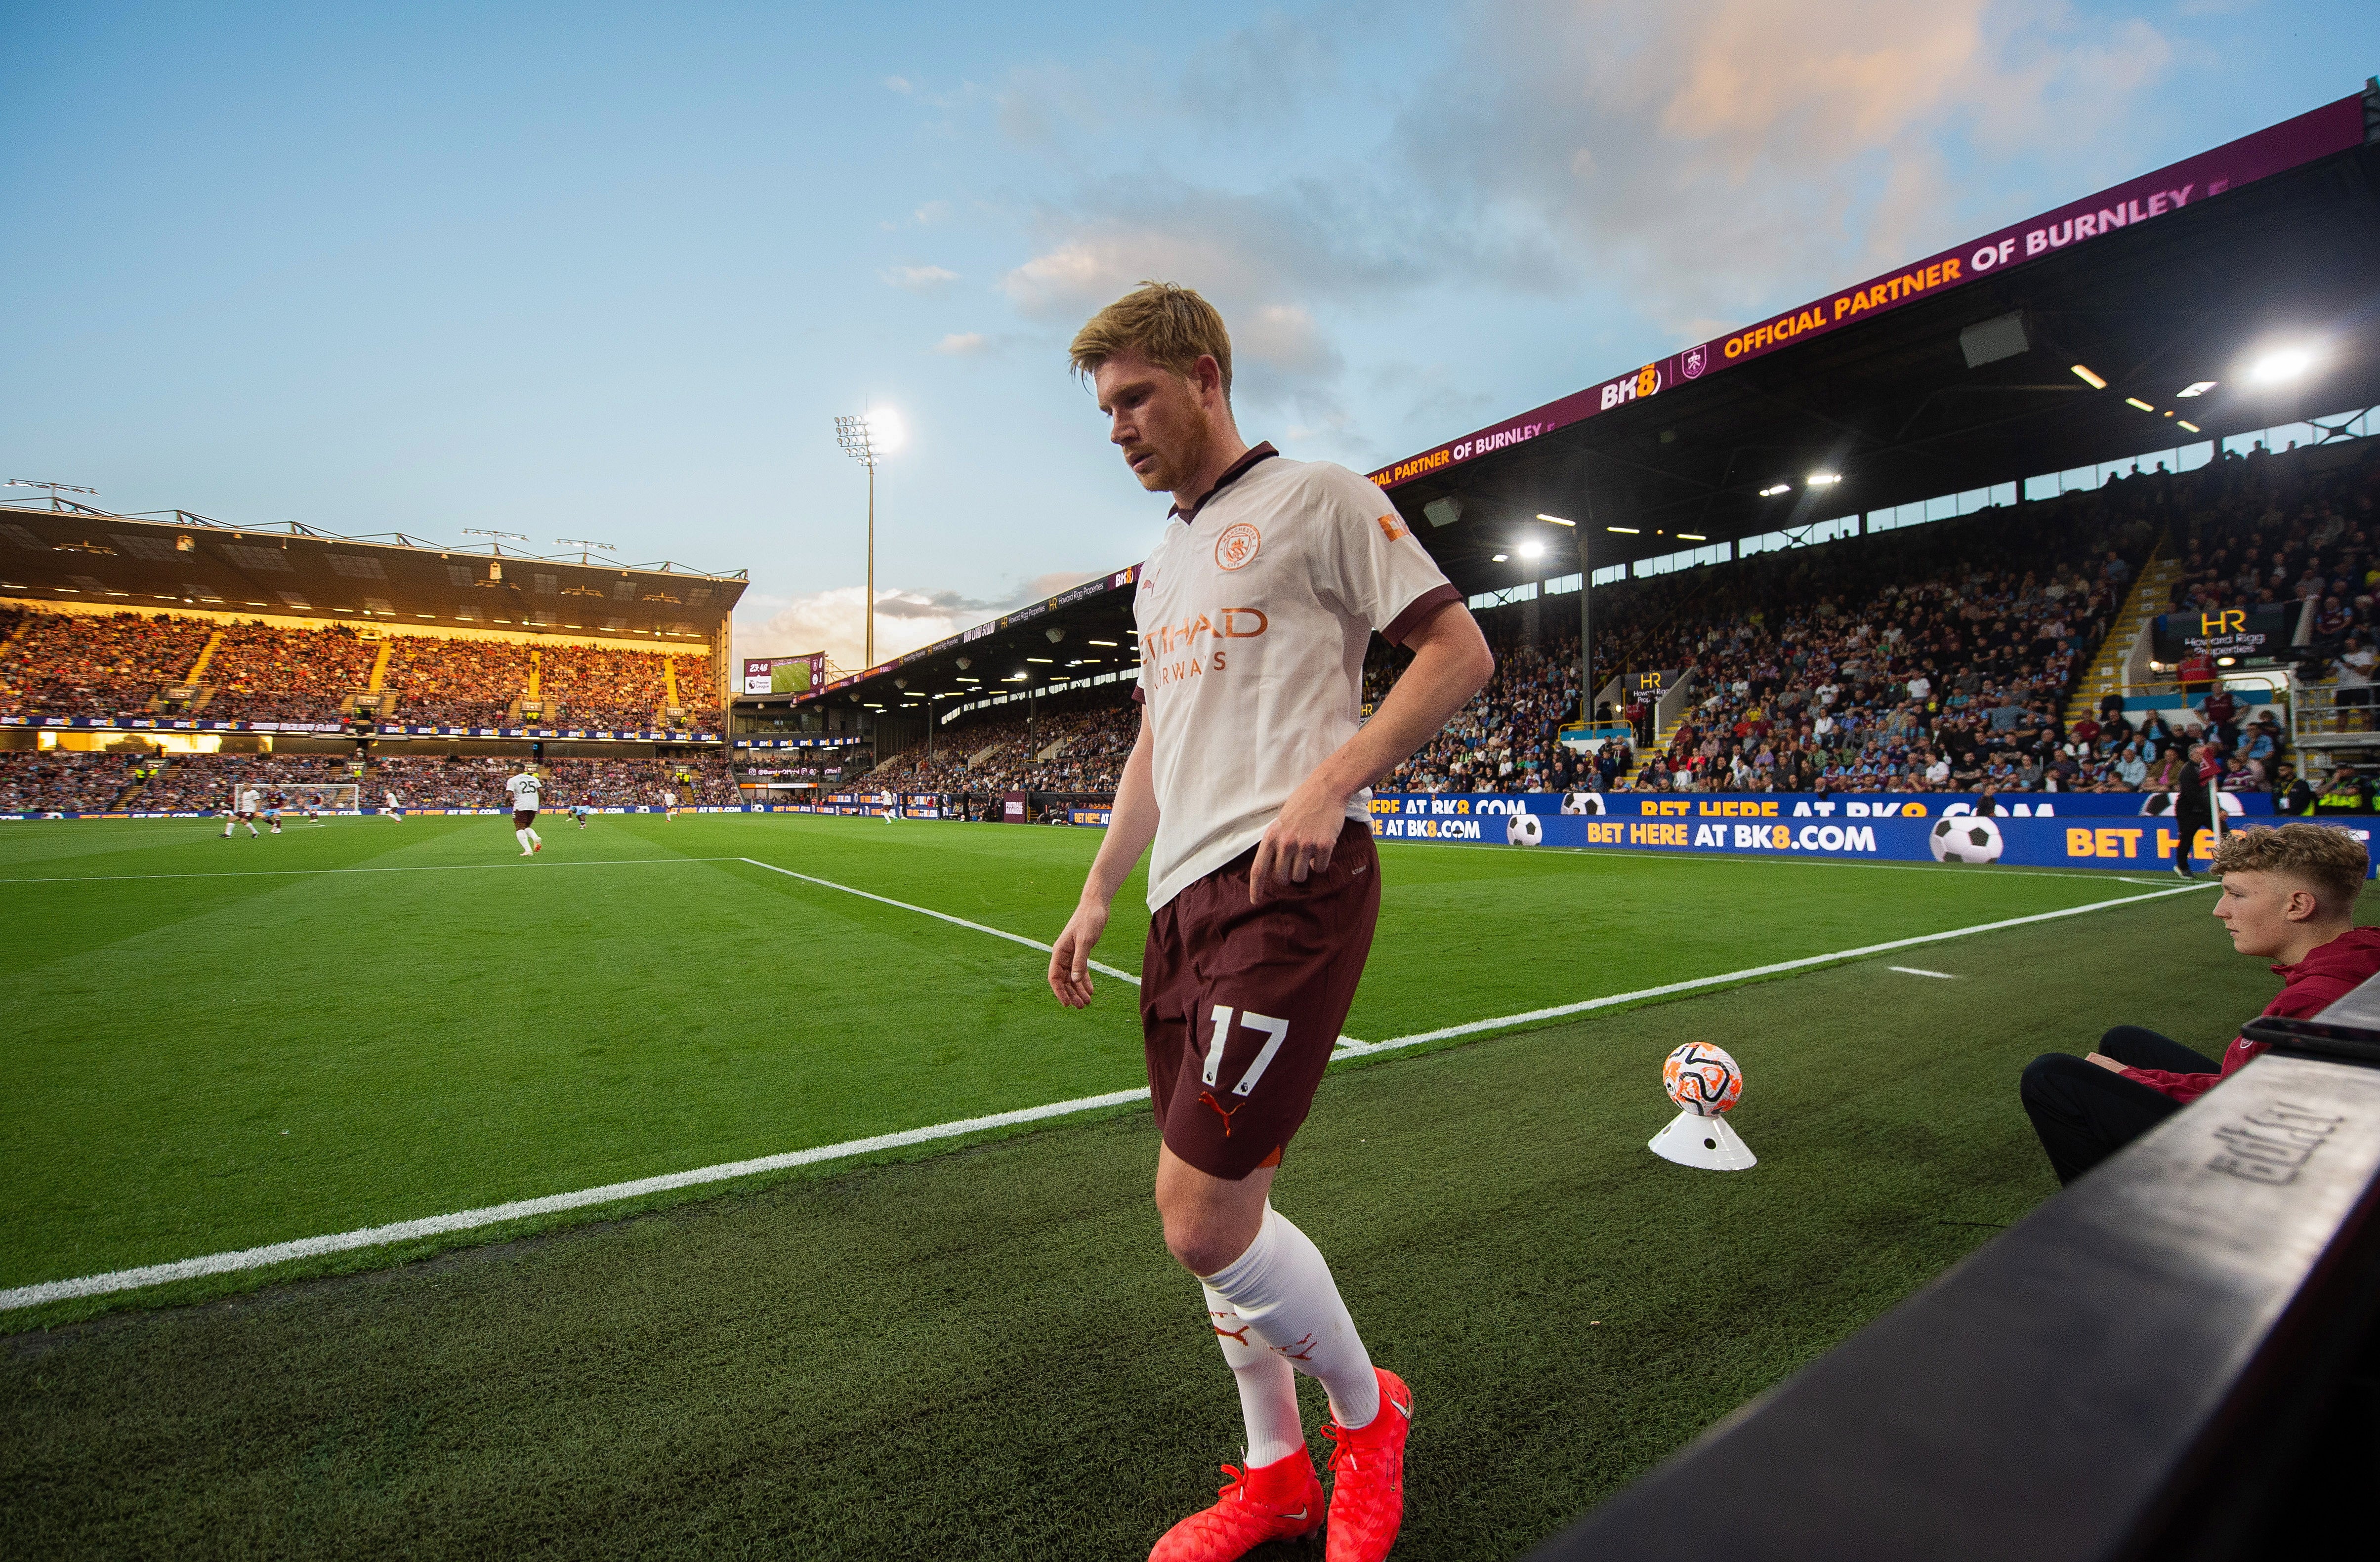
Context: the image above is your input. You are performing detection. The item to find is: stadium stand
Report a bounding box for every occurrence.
[0,607,718,731]
[865,701,1139,796]
[0,611,211,717]
[202,622,378,723]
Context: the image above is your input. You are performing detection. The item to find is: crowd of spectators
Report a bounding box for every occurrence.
[865,700,1140,797]
[0,751,141,812]
[203,623,378,723]
[0,612,210,717]
[0,611,718,731]
[371,753,736,810]
[0,746,741,814]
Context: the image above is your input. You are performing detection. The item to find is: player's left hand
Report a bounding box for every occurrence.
[1249,777,1347,904]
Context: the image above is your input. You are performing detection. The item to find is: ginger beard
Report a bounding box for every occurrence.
[1096,350,1223,497]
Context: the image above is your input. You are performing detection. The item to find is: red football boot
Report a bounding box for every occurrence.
[1149,1447,1324,1562]
[1321,1368,1413,1562]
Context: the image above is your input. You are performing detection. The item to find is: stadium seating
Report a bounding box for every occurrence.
[0,612,212,717]
[865,701,1139,797]
[0,610,718,730]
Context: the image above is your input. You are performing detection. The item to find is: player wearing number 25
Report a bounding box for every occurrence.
[1047,284,1494,1562]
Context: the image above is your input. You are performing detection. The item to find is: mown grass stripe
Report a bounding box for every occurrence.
[0,878,2208,1314]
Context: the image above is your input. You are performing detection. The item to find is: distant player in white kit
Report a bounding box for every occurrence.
[384,787,404,821]
[660,787,677,821]
[506,767,544,855]
[221,782,263,838]
[881,788,902,822]
[1048,284,1493,1562]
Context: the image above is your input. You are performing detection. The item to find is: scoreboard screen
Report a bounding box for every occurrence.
[742,653,826,697]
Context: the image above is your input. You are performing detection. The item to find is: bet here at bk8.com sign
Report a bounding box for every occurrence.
[1356,791,2371,875]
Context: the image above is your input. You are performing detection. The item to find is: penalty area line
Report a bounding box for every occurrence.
[0,877,2208,1313]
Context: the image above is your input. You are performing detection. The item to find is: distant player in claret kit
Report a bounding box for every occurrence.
[298,788,322,825]
[1047,284,1494,1562]
[221,781,263,839]
[264,787,286,834]
[506,767,544,855]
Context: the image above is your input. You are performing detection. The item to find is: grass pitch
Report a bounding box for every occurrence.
[0,813,2304,1557]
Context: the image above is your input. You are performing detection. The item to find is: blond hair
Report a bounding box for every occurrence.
[1069,282,1233,398]
[2209,822,2369,912]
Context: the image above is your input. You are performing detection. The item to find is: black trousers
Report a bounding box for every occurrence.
[2020,1027,2220,1186]
[2172,801,2211,870]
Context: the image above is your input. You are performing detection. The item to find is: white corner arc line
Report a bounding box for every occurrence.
[0,879,2203,1313]
[1889,967,1960,979]
[736,856,1143,986]
[0,1090,1153,1313]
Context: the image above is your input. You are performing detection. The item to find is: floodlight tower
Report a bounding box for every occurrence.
[835,409,904,670]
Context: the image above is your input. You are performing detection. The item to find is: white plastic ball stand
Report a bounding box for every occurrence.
[1649,1109,1757,1170]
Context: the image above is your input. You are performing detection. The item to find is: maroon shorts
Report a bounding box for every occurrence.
[513,809,538,828]
[1141,818,1381,1180]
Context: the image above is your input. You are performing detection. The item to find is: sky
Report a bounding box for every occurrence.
[3,2,2371,672]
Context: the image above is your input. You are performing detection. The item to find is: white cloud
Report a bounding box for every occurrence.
[935,331,992,355]
[733,573,1106,673]
[883,75,915,95]
[882,264,960,291]
[976,0,2178,450]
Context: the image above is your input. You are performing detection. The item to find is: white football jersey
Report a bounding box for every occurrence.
[506,773,542,809]
[238,787,262,812]
[1133,445,1457,910]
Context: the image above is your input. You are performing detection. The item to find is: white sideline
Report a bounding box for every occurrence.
[0,879,2212,1312]
[1890,967,1961,979]
[735,856,1144,986]
[0,859,738,885]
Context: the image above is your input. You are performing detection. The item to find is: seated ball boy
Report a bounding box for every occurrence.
[2019,822,2380,1185]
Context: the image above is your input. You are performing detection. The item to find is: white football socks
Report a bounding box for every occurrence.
[515,828,534,851]
[1203,1284,1306,1468]
[1199,1205,1381,1432]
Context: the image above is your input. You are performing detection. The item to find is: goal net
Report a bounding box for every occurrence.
[272,784,360,812]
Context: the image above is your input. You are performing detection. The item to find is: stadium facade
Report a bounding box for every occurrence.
[767,81,2379,771]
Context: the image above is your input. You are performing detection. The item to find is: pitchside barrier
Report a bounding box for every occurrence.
[1357,791,2365,876]
[1526,974,2380,1562]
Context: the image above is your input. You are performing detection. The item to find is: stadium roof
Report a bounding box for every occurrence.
[1372,87,2380,596]
[0,506,743,645]
[781,84,2380,721]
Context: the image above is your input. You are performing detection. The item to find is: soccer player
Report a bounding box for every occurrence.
[221,781,262,838]
[571,799,592,829]
[660,786,677,821]
[881,788,902,822]
[264,787,286,834]
[506,766,545,855]
[1046,284,1494,1562]
[384,786,404,821]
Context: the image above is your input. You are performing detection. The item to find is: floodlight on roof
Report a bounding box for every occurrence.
[1806,473,1840,486]
[1491,553,1509,562]
[2250,347,2315,384]
[1678,533,1707,541]
[2177,381,2216,398]
[1517,540,1546,560]
[2125,398,2155,412]
[1607,525,1639,534]
[1537,514,1576,526]
[2070,364,2108,389]
[2178,420,2202,433]
[1759,484,1790,497]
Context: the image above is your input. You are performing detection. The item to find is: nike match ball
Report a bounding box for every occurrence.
[1663,1042,1743,1117]
[1562,791,1605,815]
[1929,813,2004,864]
[1506,810,1544,846]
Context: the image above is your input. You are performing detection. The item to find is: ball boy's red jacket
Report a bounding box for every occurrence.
[2122,926,2380,1103]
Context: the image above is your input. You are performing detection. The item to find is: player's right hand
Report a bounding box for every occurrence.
[1049,900,1109,1008]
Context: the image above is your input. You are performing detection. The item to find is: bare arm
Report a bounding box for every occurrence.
[1048,713,1158,1007]
[1248,602,1496,902]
